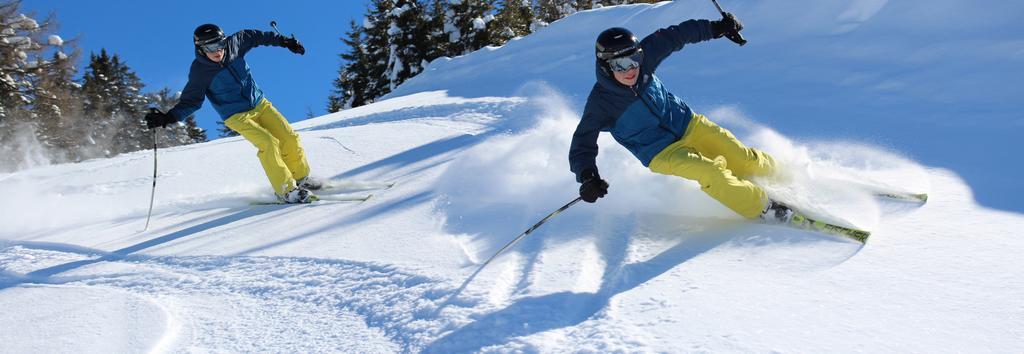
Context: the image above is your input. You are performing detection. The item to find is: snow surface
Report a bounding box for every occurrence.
[2,1,1022,353]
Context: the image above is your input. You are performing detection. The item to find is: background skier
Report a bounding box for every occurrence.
[569,13,794,222]
[144,23,322,203]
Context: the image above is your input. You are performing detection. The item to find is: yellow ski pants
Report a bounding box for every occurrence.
[224,98,310,197]
[648,114,776,219]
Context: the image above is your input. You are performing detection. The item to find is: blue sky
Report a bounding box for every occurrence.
[24,0,367,136]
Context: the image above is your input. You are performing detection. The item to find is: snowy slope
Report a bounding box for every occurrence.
[2,1,1023,353]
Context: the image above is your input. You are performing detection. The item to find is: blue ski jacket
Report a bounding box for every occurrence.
[168,30,290,121]
[569,20,716,182]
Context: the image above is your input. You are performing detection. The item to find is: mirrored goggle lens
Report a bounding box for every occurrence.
[200,39,226,53]
[608,51,643,72]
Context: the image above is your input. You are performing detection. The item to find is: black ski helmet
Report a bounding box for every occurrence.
[193,23,225,47]
[595,27,642,73]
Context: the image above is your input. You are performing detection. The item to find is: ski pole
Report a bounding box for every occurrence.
[475,197,581,273]
[710,0,747,46]
[143,115,159,231]
[444,197,582,302]
[269,20,295,40]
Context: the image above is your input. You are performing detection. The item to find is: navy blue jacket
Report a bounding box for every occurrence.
[569,20,715,182]
[168,30,289,121]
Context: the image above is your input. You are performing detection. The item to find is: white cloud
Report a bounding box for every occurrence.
[833,0,889,34]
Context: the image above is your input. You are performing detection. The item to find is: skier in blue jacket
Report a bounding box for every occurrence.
[569,14,793,222]
[145,24,322,203]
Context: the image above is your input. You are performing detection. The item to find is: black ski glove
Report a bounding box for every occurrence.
[711,12,746,45]
[283,37,305,55]
[579,169,609,203]
[144,109,175,129]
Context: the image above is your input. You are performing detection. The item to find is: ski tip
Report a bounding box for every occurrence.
[873,192,928,204]
[849,230,870,244]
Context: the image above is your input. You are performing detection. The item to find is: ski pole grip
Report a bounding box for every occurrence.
[270,20,284,37]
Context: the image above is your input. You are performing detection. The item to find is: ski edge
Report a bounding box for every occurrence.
[320,180,396,193]
[250,193,373,206]
[315,193,374,203]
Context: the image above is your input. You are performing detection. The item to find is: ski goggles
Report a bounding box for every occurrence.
[198,38,227,53]
[607,50,644,72]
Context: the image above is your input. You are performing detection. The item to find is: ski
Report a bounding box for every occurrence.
[836,179,928,203]
[250,193,373,206]
[817,176,929,204]
[314,193,374,203]
[786,211,871,243]
[318,180,396,194]
[872,191,928,203]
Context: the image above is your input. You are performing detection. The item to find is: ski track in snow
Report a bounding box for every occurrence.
[0,244,468,352]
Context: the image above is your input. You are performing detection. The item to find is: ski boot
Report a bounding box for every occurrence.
[282,187,315,204]
[760,200,794,224]
[297,176,324,191]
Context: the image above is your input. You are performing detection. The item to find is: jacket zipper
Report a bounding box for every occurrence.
[220,57,254,108]
[223,62,243,86]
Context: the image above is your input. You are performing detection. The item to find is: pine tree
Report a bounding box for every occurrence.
[328,20,373,112]
[536,0,579,25]
[107,54,148,153]
[383,0,430,92]
[0,1,42,124]
[444,0,496,56]
[488,0,534,44]
[423,0,450,62]
[31,50,81,160]
[362,0,396,102]
[0,1,70,170]
[331,0,436,111]
[80,49,149,156]
[80,49,117,155]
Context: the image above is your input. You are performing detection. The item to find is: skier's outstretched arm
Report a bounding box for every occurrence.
[641,14,744,70]
[237,29,304,56]
[641,19,715,70]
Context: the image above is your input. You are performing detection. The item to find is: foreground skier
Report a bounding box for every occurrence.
[145,24,321,203]
[569,14,795,223]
